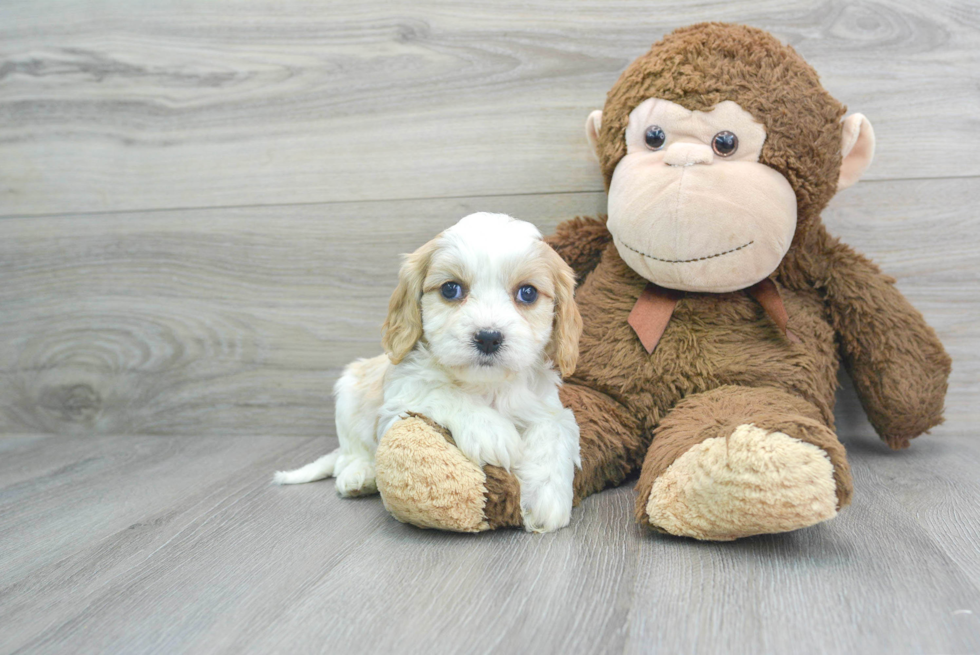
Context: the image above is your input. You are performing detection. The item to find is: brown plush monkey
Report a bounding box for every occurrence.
[373,23,951,540]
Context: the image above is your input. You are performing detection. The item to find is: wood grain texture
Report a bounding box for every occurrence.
[1,3,978,651]
[1,179,976,438]
[1,0,979,215]
[1,432,979,654]
[0,192,604,436]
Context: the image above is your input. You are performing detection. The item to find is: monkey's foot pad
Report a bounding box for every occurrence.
[647,423,838,540]
[375,416,490,532]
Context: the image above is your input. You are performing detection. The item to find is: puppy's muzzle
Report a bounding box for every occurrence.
[473,330,503,355]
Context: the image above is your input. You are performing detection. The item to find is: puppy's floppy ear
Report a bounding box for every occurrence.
[382,236,440,364]
[545,244,583,378]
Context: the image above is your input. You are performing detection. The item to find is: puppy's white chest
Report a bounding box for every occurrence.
[479,386,535,428]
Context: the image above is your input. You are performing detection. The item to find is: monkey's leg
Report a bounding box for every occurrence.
[564,383,647,503]
[636,385,852,541]
[374,384,645,532]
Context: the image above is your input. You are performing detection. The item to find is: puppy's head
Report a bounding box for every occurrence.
[382,212,582,380]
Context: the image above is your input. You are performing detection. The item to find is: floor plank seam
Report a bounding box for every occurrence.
[1,174,976,221]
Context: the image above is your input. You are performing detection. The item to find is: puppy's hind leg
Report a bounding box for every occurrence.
[334,356,387,496]
[274,355,387,495]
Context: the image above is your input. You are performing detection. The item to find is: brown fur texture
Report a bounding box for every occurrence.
[483,467,524,529]
[374,23,950,538]
[561,382,646,503]
[634,385,852,526]
[782,222,952,449]
[516,24,945,532]
[596,22,845,241]
[546,216,613,281]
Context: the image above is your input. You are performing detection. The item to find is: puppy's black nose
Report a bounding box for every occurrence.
[474,330,503,355]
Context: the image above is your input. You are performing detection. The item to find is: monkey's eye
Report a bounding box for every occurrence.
[440,282,464,300]
[516,285,538,304]
[644,125,666,150]
[712,131,738,157]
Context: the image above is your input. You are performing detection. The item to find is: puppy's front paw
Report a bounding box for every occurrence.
[521,488,572,534]
[453,413,523,471]
[520,481,573,533]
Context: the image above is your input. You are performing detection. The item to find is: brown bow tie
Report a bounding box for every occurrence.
[627,278,801,354]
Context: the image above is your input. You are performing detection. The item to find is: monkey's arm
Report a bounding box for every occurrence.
[544,216,612,283]
[815,234,951,449]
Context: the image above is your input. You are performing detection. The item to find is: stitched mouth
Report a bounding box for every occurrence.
[618,238,754,264]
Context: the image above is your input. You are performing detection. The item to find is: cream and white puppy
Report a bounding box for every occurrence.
[274,212,583,533]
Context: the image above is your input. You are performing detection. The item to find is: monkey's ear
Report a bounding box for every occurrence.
[838,113,875,191]
[585,110,603,160]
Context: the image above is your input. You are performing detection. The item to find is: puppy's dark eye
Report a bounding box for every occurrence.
[440,282,464,300]
[644,125,666,150]
[712,131,738,157]
[516,285,538,304]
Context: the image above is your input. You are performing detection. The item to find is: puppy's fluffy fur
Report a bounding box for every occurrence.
[274,212,583,532]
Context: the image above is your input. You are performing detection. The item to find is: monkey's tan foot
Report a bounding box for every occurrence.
[645,424,839,540]
[374,416,522,532]
[635,386,852,541]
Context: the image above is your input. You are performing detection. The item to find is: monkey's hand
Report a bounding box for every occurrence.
[544,216,612,284]
[821,239,951,449]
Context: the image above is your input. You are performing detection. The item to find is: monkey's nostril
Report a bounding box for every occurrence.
[473,330,503,355]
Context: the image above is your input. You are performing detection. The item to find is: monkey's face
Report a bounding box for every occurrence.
[603,99,797,293]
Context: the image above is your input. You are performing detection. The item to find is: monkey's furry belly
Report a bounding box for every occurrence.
[569,270,840,429]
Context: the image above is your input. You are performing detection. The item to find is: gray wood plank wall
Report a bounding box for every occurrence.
[1,0,978,439]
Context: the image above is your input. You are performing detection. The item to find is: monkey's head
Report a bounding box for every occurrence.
[588,23,875,293]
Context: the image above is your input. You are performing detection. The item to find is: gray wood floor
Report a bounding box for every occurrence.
[3,421,980,654]
[2,1,979,653]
